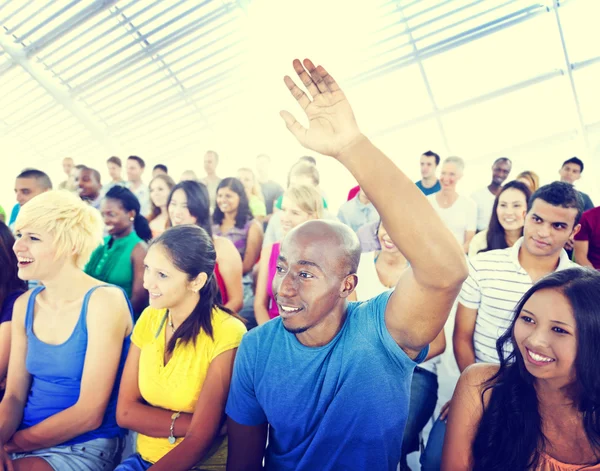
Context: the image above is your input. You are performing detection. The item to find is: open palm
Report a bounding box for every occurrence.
[281,59,363,158]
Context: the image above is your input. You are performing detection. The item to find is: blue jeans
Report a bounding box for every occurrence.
[400,367,438,468]
[115,453,153,471]
[420,416,447,471]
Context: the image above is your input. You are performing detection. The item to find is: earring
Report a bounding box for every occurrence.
[129,217,134,221]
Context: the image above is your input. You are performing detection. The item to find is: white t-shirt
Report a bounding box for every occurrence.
[355,252,439,374]
[471,187,496,232]
[428,194,477,245]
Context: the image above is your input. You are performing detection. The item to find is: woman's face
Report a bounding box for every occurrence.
[216,187,240,215]
[168,189,197,226]
[143,244,202,310]
[377,223,398,254]
[440,163,461,190]
[496,188,527,232]
[280,197,313,235]
[150,179,171,210]
[513,288,577,387]
[13,226,62,281]
[101,198,133,237]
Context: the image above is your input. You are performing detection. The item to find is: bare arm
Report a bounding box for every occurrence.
[441,364,497,471]
[242,222,264,275]
[574,240,594,268]
[424,330,446,362]
[254,245,273,325]
[281,59,467,358]
[0,323,11,386]
[6,287,132,452]
[226,419,268,471]
[150,349,238,471]
[215,237,244,313]
[463,230,475,254]
[116,346,193,437]
[453,303,478,373]
[130,243,149,316]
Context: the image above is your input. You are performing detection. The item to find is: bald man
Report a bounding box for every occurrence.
[225,59,468,471]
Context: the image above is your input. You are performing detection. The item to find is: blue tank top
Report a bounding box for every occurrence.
[21,284,132,446]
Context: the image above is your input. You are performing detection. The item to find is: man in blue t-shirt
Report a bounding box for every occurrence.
[415,150,441,196]
[225,58,468,471]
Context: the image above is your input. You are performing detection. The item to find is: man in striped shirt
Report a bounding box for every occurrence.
[420,182,582,470]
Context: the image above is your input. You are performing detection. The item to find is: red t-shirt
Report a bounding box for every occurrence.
[575,207,600,269]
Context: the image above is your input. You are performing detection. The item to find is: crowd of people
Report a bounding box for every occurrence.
[0,58,598,471]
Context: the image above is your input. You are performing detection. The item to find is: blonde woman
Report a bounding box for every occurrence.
[254,185,324,325]
[0,190,133,471]
[237,168,267,222]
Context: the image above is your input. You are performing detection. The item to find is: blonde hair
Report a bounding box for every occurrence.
[283,185,324,219]
[15,190,104,269]
[238,167,264,202]
[516,171,540,192]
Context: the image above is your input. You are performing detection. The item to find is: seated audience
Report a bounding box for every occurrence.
[148,174,176,239]
[442,268,600,470]
[516,170,540,192]
[337,188,379,233]
[0,190,133,470]
[559,156,594,211]
[420,182,581,470]
[168,181,243,313]
[0,222,27,394]
[470,157,512,232]
[85,186,151,318]
[102,156,127,197]
[115,225,246,471]
[180,170,198,182]
[428,156,477,253]
[58,157,75,191]
[225,58,467,471]
[574,205,600,269]
[255,154,284,220]
[237,168,267,222]
[201,151,222,212]
[468,180,532,257]
[152,164,168,178]
[77,167,103,209]
[126,156,151,217]
[254,185,323,325]
[416,150,442,196]
[12,169,53,229]
[353,220,445,471]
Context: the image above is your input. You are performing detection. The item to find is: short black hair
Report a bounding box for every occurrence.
[422,150,440,166]
[153,164,168,174]
[128,155,145,168]
[16,169,52,190]
[107,156,122,167]
[299,155,317,166]
[530,181,583,226]
[81,166,101,184]
[493,157,512,166]
[562,156,584,173]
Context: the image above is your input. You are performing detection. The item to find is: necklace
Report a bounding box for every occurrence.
[167,310,176,334]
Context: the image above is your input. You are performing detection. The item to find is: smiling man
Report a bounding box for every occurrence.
[224,59,467,471]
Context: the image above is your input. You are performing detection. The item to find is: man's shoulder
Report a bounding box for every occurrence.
[469,246,513,269]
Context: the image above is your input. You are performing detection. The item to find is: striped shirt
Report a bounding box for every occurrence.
[458,238,575,364]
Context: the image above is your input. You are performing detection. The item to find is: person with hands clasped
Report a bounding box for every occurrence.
[0,190,133,471]
[115,225,246,471]
[225,59,468,471]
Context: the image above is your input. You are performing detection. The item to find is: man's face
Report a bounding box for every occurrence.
[522,199,580,257]
[273,229,348,336]
[15,178,45,206]
[492,160,512,185]
[204,152,218,174]
[107,162,121,180]
[559,163,582,184]
[420,155,437,179]
[127,160,143,181]
[62,158,74,176]
[78,169,101,200]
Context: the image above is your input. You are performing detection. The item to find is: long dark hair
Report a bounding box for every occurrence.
[472,268,600,470]
[481,180,532,254]
[212,177,252,229]
[105,186,152,242]
[167,181,213,237]
[148,174,175,222]
[0,222,27,306]
[152,225,236,353]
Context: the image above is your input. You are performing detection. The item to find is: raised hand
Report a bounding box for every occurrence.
[280,59,363,159]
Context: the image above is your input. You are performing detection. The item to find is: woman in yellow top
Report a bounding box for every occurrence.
[115,224,246,471]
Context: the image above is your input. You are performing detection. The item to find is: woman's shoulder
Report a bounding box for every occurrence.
[459,363,500,398]
[211,308,247,338]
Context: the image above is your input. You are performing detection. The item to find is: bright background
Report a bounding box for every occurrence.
[1,0,599,214]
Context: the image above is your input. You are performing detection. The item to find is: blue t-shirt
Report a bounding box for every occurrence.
[415,179,441,196]
[226,291,427,471]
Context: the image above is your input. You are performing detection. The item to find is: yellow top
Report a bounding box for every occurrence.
[132,306,246,466]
